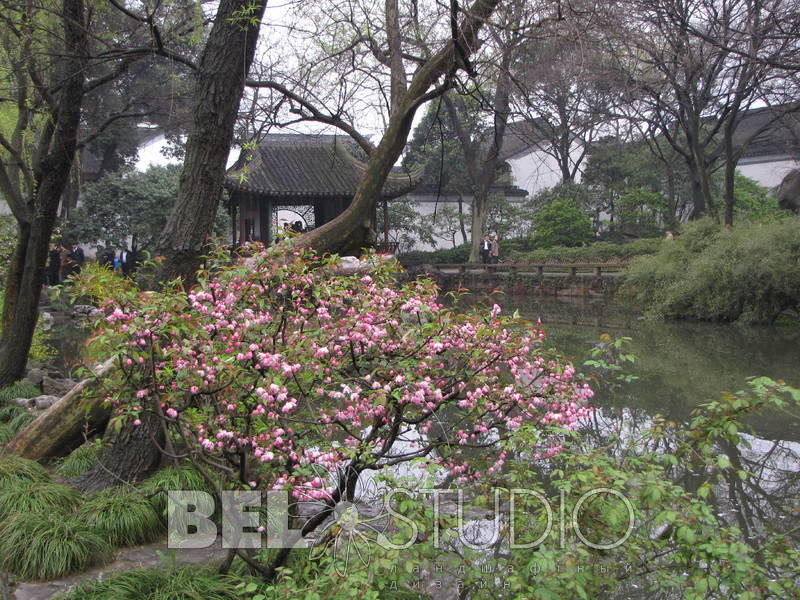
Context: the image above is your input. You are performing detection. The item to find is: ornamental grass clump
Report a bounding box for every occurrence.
[76,245,593,574]
[0,380,40,403]
[55,439,104,478]
[0,454,50,486]
[0,511,111,580]
[0,480,82,520]
[139,463,215,516]
[78,486,164,547]
[0,406,34,444]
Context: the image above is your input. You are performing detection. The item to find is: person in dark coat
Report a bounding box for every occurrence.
[119,248,136,277]
[47,244,63,285]
[479,234,491,264]
[69,243,85,275]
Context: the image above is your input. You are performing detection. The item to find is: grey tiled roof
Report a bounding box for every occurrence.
[733,104,800,158]
[225,134,421,199]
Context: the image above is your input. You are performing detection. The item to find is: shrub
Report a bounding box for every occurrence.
[52,566,264,600]
[532,198,594,248]
[621,217,800,323]
[506,238,663,263]
[397,243,470,266]
[78,486,164,547]
[0,454,50,486]
[0,511,111,580]
[76,245,593,577]
[0,480,83,520]
[55,439,104,479]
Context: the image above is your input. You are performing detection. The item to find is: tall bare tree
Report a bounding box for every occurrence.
[245,0,508,256]
[608,0,797,221]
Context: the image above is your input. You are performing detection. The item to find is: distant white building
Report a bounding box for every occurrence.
[498,120,585,197]
[397,183,528,251]
[732,105,800,189]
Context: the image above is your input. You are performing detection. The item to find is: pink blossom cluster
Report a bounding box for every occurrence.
[88,246,592,499]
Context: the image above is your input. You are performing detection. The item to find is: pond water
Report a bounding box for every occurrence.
[483,294,800,440]
[462,293,800,597]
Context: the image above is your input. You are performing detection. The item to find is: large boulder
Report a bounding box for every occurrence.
[42,376,78,397]
[776,169,800,212]
[34,395,60,410]
[24,367,46,386]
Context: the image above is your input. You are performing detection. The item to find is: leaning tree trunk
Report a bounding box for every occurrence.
[156,0,267,286]
[0,0,87,387]
[296,0,503,257]
[4,358,115,460]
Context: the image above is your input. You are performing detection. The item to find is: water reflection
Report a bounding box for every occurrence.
[440,293,800,598]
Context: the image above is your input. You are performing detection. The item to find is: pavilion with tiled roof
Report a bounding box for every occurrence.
[224,134,421,245]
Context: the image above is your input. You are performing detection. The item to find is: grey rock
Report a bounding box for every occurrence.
[40,311,54,331]
[71,304,101,319]
[24,367,45,385]
[42,376,76,396]
[14,397,35,408]
[34,395,60,410]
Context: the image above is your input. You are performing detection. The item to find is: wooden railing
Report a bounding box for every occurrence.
[427,263,627,278]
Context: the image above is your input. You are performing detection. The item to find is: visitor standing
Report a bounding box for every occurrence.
[479,234,491,264]
[69,243,85,275]
[119,248,135,277]
[47,244,63,285]
[489,233,500,264]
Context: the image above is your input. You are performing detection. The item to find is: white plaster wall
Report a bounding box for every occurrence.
[402,196,472,251]
[737,157,800,189]
[506,144,583,197]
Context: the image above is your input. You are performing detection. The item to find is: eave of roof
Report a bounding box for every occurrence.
[224,134,422,199]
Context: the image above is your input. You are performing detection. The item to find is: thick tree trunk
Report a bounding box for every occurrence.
[156,0,267,286]
[0,0,87,387]
[469,190,489,262]
[4,358,115,460]
[72,411,164,492]
[687,162,707,220]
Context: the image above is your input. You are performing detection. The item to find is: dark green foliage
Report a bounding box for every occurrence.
[0,480,83,520]
[55,439,104,479]
[0,455,50,486]
[399,238,662,265]
[62,165,231,254]
[0,511,111,580]
[533,198,594,248]
[52,566,264,600]
[398,243,471,266]
[78,486,164,547]
[0,403,26,422]
[139,463,215,516]
[621,217,800,323]
[505,238,663,263]
[0,380,41,402]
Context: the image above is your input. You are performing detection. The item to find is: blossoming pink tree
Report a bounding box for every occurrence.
[84,246,592,574]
